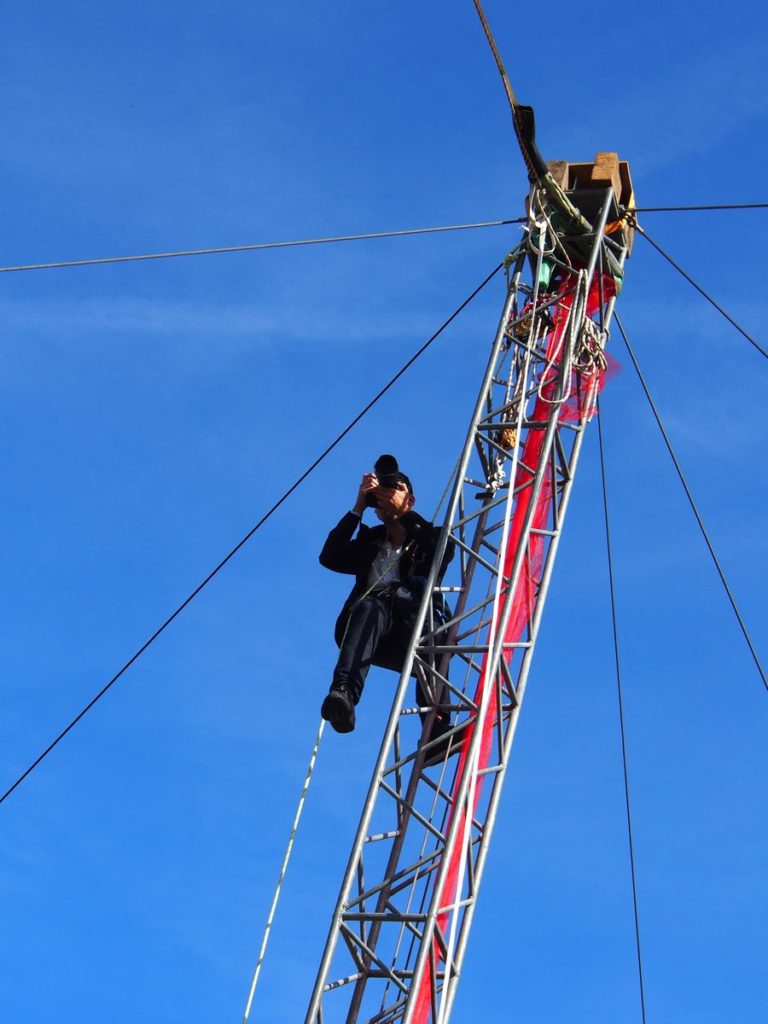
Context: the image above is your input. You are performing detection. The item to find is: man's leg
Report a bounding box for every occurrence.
[414,665,470,768]
[322,594,393,733]
[415,673,451,736]
[391,594,464,766]
[389,594,451,736]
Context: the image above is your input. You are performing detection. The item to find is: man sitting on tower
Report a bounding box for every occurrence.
[319,455,455,748]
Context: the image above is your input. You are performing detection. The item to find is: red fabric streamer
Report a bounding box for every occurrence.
[411,271,615,1022]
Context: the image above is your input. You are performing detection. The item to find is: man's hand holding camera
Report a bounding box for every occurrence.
[353,472,380,516]
[352,453,413,522]
[353,473,413,523]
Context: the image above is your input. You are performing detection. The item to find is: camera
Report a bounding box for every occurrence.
[365,453,400,507]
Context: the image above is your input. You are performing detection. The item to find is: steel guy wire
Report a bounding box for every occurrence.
[629,203,768,213]
[1,206,766,275]
[634,223,768,361]
[596,399,648,1024]
[0,262,503,808]
[615,312,767,694]
[0,220,523,274]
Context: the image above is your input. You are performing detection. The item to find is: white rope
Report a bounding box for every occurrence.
[241,717,326,1024]
[241,459,477,1021]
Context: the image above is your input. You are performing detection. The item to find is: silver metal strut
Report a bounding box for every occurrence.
[306,186,627,1024]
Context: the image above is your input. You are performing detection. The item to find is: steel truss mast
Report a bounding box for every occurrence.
[307,162,633,1024]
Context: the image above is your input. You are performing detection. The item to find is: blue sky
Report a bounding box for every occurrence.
[1,2,766,1021]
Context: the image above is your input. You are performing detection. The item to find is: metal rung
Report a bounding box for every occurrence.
[364,831,400,844]
[344,912,428,923]
[399,705,466,717]
[323,973,362,992]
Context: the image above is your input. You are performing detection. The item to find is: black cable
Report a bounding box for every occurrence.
[597,399,648,1024]
[0,262,503,807]
[615,313,768,694]
[634,224,768,361]
[629,203,768,213]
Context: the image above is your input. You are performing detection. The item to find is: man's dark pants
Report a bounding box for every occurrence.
[332,588,443,730]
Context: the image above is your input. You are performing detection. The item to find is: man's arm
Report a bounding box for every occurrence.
[319,473,378,574]
[319,511,364,574]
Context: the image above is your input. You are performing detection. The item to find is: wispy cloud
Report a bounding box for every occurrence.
[632,46,768,175]
[552,40,768,179]
[0,294,436,347]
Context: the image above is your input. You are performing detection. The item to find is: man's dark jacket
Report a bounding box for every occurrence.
[319,510,454,672]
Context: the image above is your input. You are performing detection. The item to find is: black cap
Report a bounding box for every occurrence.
[374,453,414,498]
[374,454,399,476]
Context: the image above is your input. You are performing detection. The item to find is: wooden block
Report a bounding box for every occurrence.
[589,152,623,200]
[547,160,569,189]
[565,162,594,190]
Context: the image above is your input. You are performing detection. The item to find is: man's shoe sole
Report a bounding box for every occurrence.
[321,690,356,734]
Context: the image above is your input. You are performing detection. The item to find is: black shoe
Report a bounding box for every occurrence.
[321,686,356,734]
[420,720,470,768]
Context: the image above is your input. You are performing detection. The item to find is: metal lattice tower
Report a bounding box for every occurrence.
[306,156,634,1024]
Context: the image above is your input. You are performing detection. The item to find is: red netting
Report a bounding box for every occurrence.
[411,270,616,1022]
